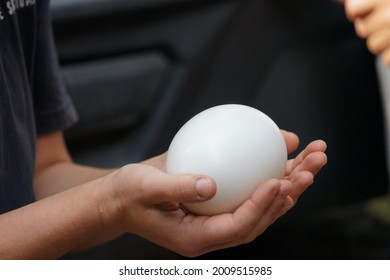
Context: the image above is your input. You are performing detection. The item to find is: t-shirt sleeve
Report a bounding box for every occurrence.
[32,4,78,135]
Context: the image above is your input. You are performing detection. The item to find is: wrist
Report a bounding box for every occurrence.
[64,171,128,252]
[92,171,126,236]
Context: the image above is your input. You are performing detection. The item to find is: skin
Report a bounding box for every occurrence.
[343,0,390,65]
[0,130,327,259]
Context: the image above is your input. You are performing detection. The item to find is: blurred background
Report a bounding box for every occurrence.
[51,0,390,259]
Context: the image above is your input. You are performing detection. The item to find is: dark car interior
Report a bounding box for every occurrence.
[51,0,390,259]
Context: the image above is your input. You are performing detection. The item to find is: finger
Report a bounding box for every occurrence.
[185,176,309,256]
[285,140,327,175]
[281,130,300,154]
[195,180,293,255]
[237,179,288,232]
[345,0,376,20]
[367,28,390,54]
[354,6,390,38]
[250,180,294,231]
[381,47,390,65]
[144,172,217,205]
[287,151,328,179]
[287,171,314,204]
[192,180,282,247]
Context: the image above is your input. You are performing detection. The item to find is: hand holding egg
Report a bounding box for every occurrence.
[129,105,326,256]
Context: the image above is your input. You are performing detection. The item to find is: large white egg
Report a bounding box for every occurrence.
[166,104,287,215]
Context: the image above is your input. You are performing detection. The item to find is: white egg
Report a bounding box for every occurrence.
[166,104,287,215]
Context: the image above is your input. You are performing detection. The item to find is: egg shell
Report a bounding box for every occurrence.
[166,104,287,215]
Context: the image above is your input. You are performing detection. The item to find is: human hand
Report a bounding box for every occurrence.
[344,0,390,64]
[99,132,327,257]
[142,129,319,211]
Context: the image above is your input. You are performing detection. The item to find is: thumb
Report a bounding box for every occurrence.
[146,172,217,204]
[193,177,217,201]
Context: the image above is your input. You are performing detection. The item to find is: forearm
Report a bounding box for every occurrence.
[33,162,115,199]
[33,131,116,199]
[0,175,120,259]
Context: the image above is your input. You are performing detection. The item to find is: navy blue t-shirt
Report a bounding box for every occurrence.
[0,0,78,214]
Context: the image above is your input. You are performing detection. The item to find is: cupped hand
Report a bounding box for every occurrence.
[104,131,327,257]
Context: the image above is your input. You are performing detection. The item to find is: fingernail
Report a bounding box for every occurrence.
[196,178,213,199]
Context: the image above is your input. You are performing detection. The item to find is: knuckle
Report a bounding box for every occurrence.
[171,176,194,201]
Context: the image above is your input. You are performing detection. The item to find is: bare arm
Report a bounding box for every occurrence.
[0,132,120,259]
[0,174,110,259]
[33,132,114,199]
[0,131,327,259]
